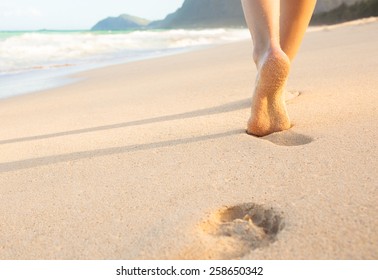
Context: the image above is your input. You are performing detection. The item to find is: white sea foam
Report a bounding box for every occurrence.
[0,29,250,74]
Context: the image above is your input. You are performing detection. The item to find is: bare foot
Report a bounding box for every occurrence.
[247,49,292,137]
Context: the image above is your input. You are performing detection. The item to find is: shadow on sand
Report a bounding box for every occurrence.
[0,99,251,173]
[0,98,251,145]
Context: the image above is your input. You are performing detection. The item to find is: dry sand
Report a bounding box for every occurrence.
[0,19,377,260]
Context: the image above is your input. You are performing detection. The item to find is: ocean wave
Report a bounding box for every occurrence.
[0,29,249,74]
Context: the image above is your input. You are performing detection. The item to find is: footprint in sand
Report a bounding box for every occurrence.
[185,203,285,259]
[284,89,300,101]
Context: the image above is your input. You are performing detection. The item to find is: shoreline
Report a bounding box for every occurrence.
[1,17,377,101]
[0,28,251,100]
[0,45,204,100]
[0,19,377,259]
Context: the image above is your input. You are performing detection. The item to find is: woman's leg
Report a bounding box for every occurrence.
[280,0,317,61]
[241,0,291,136]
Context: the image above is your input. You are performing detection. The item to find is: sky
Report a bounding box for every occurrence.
[0,0,185,30]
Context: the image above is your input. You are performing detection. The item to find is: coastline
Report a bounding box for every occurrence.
[0,19,377,259]
[0,28,250,100]
[0,43,204,100]
[1,17,376,101]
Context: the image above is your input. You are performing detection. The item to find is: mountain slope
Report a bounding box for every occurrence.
[91,14,150,31]
[149,0,368,29]
[315,0,367,13]
[91,0,371,30]
[149,0,246,29]
[312,0,378,24]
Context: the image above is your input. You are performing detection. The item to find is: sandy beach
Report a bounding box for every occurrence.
[0,18,377,260]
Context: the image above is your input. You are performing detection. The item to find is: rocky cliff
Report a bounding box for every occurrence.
[315,0,366,13]
[91,0,370,31]
[150,0,368,29]
[149,0,245,29]
[312,0,377,24]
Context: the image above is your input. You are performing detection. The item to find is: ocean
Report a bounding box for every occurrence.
[0,29,250,99]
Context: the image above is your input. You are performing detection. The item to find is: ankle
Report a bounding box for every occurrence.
[253,44,287,69]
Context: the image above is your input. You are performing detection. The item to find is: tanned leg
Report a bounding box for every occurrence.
[280,0,317,61]
[241,0,291,136]
[241,0,316,136]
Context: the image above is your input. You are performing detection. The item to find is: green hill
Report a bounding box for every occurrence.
[91,14,150,31]
[91,0,377,31]
[148,0,246,29]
